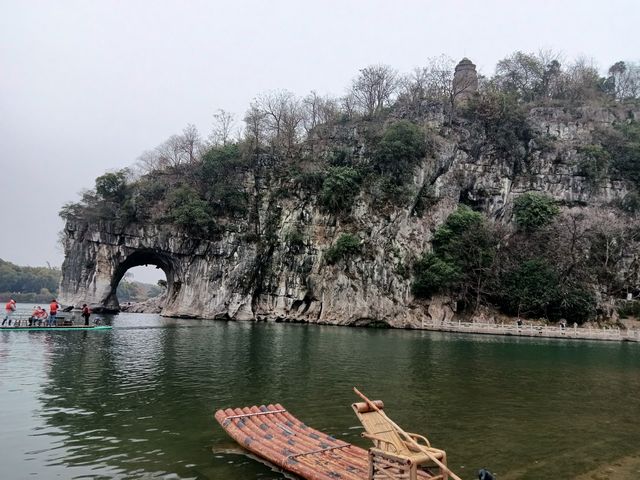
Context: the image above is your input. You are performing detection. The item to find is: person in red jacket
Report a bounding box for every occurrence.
[2,299,16,326]
[81,304,91,326]
[48,299,60,326]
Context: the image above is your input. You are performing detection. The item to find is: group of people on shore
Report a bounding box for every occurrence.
[2,299,92,327]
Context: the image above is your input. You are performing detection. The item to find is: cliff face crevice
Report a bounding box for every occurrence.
[59,105,639,325]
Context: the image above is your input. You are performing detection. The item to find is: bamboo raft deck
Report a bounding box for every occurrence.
[0,325,112,332]
[214,404,441,480]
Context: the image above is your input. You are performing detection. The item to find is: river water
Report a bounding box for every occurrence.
[1,306,639,479]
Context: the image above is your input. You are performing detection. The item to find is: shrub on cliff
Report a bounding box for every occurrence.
[513,192,559,231]
[461,93,534,173]
[605,121,640,187]
[325,234,361,264]
[578,144,611,187]
[166,185,216,236]
[95,169,129,202]
[320,166,361,213]
[372,120,426,184]
[200,144,248,216]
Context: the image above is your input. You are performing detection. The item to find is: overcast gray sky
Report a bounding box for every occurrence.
[1,0,639,283]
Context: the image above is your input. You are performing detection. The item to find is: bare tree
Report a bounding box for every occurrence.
[302,91,339,134]
[607,61,640,101]
[340,93,357,120]
[156,135,189,168]
[243,104,267,151]
[561,56,602,101]
[426,55,457,100]
[251,90,304,154]
[398,55,478,122]
[350,64,398,116]
[398,67,430,107]
[136,149,166,173]
[494,51,545,101]
[209,109,236,146]
[180,124,201,163]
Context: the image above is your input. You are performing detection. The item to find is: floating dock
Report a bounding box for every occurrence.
[215,404,439,480]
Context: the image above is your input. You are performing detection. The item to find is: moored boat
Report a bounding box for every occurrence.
[215,389,466,480]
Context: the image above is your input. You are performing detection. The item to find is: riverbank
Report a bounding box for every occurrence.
[418,319,640,342]
[107,297,640,343]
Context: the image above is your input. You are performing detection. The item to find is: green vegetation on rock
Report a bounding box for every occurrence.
[325,234,361,264]
[412,206,498,308]
[372,120,426,184]
[320,166,361,213]
[513,192,559,231]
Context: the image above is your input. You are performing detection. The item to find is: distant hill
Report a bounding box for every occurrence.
[0,258,60,302]
[117,278,164,302]
[0,258,162,304]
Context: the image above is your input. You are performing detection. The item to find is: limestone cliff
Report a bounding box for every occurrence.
[59,103,640,326]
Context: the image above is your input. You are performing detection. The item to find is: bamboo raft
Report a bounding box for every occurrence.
[215,389,465,480]
[0,325,112,332]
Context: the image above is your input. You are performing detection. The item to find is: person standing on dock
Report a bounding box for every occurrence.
[2,299,16,326]
[48,299,60,326]
[81,304,91,326]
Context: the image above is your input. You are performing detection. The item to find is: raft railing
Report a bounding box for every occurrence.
[1,314,72,327]
[420,318,640,342]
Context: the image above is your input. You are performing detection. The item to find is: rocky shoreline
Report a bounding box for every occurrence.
[117,295,639,343]
[119,293,165,314]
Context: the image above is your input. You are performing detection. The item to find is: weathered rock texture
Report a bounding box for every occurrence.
[59,104,639,326]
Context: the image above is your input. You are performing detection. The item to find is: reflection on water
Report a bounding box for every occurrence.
[0,309,639,479]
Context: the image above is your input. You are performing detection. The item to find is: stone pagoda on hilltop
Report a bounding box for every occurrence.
[453,57,478,102]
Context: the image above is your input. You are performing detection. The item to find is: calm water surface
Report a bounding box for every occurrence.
[1,305,640,479]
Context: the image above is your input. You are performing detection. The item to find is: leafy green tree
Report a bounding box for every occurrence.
[320,166,361,213]
[95,169,129,202]
[412,253,461,297]
[166,186,215,235]
[499,259,560,317]
[372,120,426,184]
[496,257,595,322]
[413,206,498,309]
[513,192,559,231]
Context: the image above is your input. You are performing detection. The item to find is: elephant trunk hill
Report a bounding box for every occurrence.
[58,75,640,327]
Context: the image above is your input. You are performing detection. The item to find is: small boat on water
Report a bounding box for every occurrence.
[1,315,111,332]
[215,388,466,480]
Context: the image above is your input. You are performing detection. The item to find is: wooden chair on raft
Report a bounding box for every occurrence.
[352,388,463,480]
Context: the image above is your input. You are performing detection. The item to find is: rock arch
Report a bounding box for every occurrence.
[58,223,183,313]
[103,249,176,311]
[58,220,259,318]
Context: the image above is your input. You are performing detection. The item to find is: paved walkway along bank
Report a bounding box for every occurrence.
[419,319,640,342]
